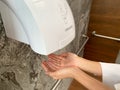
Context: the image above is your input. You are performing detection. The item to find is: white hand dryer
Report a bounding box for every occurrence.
[0,0,75,55]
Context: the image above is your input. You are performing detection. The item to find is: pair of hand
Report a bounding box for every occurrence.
[41,52,80,79]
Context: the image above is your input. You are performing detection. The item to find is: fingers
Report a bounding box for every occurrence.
[42,61,60,79]
[47,60,61,70]
[47,69,64,80]
[42,59,61,72]
[48,54,64,62]
[41,62,48,72]
[59,52,68,58]
[48,58,61,66]
[48,54,65,65]
[42,53,71,79]
[42,61,55,72]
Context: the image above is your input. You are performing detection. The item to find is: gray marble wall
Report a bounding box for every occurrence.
[0,0,92,90]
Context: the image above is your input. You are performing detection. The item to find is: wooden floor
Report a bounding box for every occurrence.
[69,0,120,89]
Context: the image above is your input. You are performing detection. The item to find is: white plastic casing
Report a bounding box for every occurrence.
[0,0,75,55]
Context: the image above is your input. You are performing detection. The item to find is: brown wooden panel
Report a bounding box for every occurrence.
[69,79,87,90]
[84,0,120,63]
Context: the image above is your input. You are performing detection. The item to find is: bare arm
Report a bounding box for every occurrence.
[72,68,113,90]
[42,62,113,90]
[42,53,114,90]
[75,57,102,76]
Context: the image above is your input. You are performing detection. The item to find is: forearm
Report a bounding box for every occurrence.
[76,57,102,76]
[73,68,113,90]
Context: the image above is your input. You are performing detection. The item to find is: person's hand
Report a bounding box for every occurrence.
[41,52,82,79]
[47,52,81,69]
[42,61,79,79]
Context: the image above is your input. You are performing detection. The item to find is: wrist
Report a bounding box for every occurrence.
[71,67,81,79]
[74,57,86,68]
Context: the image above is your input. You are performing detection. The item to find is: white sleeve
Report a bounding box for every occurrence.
[100,62,120,89]
[114,83,120,90]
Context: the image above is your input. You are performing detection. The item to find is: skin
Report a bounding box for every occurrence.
[41,52,113,90]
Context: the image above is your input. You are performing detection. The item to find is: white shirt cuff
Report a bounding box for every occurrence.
[100,62,120,89]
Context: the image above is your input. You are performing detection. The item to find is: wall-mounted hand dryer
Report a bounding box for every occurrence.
[0,0,75,55]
